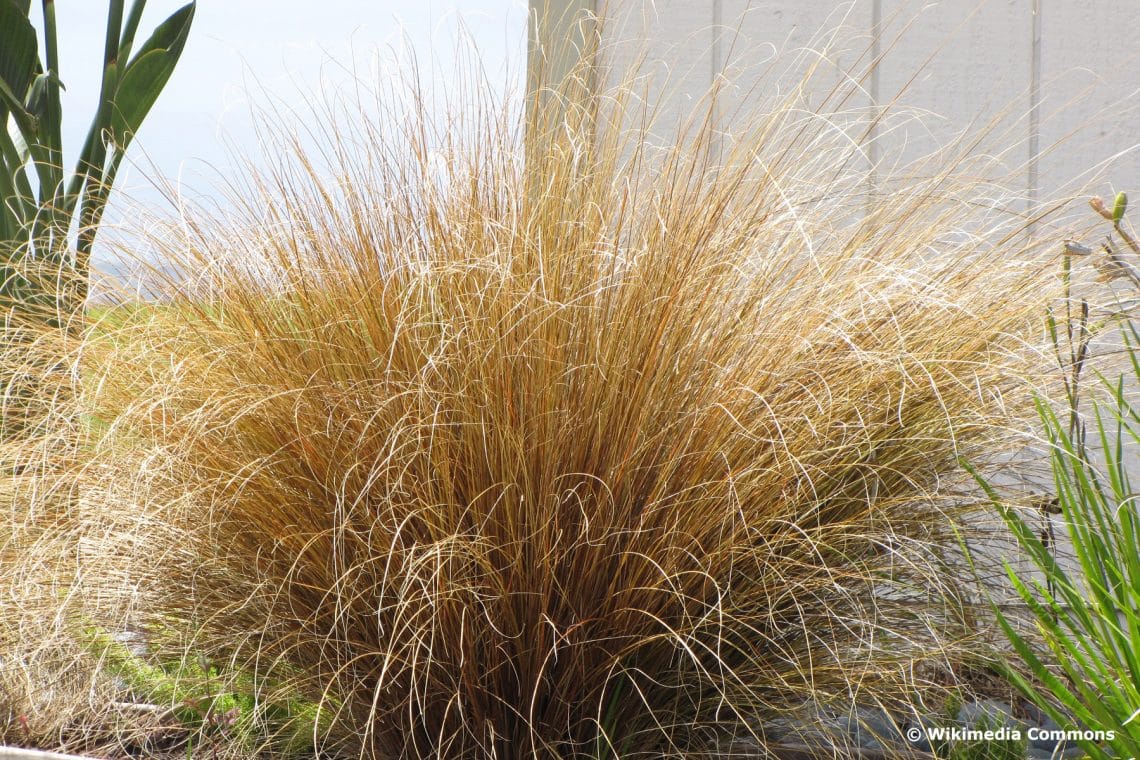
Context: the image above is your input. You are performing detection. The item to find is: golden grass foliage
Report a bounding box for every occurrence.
[3,49,1070,758]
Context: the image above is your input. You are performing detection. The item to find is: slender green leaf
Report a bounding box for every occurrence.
[108,2,195,149]
[37,0,64,204]
[1,124,34,205]
[972,361,1140,758]
[0,75,38,139]
[0,75,53,216]
[24,70,66,223]
[117,0,149,66]
[102,0,125,70]
[128,1,194,65]
[64,57,118,224]
[0,0,37,123]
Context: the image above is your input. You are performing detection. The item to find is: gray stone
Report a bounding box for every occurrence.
[755,717,795,745]
[842,707,904,750]
[718,736,766,758]
[754,718,833,749]
[1028,718,1065,751]
[956,698,1020,728]
[1025,739,1087,759]
[903,715,940,754]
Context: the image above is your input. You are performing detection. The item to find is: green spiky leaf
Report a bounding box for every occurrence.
[24,70,64,129]
[0,0,37,123]
[107,2,195,149]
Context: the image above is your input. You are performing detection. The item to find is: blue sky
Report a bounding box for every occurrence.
[33,1,528,268]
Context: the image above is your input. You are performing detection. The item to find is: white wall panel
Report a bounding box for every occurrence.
[599,0,719,147]
[717,1,875,167]
[1038,1,1140,204]
[874,0,1033,189]
[593,0,1138,207]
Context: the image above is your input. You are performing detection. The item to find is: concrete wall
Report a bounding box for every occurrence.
[585,0,1140,202]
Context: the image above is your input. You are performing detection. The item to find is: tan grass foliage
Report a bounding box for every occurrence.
[3,40,1070,759]
[0,404,158,754]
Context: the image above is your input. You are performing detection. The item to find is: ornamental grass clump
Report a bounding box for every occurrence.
[6,51,1067,758]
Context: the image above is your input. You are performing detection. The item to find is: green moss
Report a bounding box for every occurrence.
[84,626,331,756]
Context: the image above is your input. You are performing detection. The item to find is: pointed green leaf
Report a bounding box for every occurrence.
[24,70,63,128]
[1114,191,1128,226]
[132,1,195,65]
[23,68,66,212]
[0,75,38,139]
[2,120,33,195]
[117,0,150,67]
[0,0,38,120]
[107,2,195,148]
[107,50,168,147]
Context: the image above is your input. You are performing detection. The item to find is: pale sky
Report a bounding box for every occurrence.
[33,1,529,269]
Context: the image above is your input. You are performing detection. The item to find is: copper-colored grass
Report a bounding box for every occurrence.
[4,50,1069,758]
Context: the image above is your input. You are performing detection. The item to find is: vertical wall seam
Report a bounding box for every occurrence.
[587,0,599,103]
[868,0,882,203]
[711,0,722,84]
[711,0,723,160]
[1029,0,1042,233]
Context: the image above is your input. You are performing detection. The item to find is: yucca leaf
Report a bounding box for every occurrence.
[107,2,195,149]
[65,56,118,221]
[0,0,37,124]
[24,69,66,205]
[0,137,33,242]
[22,70,54,125]
[1,122,34,203]
[0,75,38,140]
[37,0,63,193]
[0,164,17,242]
[0,76,52,213]
[117,0,149,68]
[6,108,30,165]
